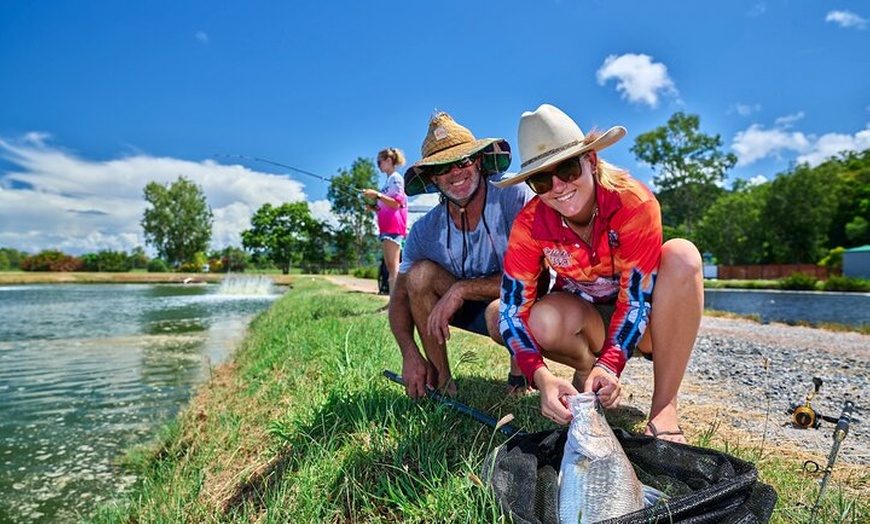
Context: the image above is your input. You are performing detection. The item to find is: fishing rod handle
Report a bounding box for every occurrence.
[835,400,855,438]
[381,369,523,437]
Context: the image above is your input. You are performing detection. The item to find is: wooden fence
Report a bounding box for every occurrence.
[716,264,830,280]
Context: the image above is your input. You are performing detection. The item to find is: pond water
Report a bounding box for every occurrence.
[704,288,870,329]
[0,281,279,523]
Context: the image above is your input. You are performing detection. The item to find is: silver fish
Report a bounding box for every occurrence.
[558,392,662,524]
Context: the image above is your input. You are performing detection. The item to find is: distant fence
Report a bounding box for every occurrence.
[716,264,830,280]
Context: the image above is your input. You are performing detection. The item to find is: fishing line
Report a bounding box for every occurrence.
[218,154,365,200]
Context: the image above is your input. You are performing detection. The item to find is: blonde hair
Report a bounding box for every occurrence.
[584,130,631,191]
[378,147,406,166]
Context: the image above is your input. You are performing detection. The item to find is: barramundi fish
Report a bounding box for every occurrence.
[558,392,663,523]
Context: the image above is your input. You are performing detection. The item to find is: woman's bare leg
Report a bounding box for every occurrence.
[382,239,401,299]
[644,239,703,442]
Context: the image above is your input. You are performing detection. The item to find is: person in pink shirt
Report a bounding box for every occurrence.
[362,148,408,297]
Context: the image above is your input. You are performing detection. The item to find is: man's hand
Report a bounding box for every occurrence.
[426,283,464,345]
[584,366,622,409]
[401,351,432,399]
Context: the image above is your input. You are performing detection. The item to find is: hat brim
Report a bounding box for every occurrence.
[405,138,511,196]
[492,126,626,189]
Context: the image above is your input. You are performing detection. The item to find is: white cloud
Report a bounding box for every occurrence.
[748,175,768,186]
[825,10,867,30]
[747,3,767,17]
[309,199,338,228]
[596,53,678,108]
[731,124,811,166]
[731,119,870,167]
[773,111,805,128]
[796,128,870,166]
[195,31,209,43]
[0,135,311,255]
[731,102,762,116]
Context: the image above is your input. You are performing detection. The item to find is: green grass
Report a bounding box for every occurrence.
[88,278,868,523]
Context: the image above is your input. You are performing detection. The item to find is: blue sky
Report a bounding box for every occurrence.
[1,1,868,255]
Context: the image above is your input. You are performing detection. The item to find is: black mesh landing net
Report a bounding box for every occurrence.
[482,427,777,524]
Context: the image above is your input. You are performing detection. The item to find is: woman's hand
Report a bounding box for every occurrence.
[361,188,380,200]
[584,365,622,409]
[535,368,578,425]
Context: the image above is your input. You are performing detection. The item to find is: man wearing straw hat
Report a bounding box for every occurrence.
[390,111,533,398]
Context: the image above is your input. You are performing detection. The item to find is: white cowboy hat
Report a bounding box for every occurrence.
[492,104,626,188]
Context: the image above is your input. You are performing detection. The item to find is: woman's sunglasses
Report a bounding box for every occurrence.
[525,155,585,194]
[428,155,476,177]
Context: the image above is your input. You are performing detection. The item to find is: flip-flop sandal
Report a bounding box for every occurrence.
[647,421,685,441]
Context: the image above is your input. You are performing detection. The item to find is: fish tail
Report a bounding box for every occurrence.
[642,483,667,507]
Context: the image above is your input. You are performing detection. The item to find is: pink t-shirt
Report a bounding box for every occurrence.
[377,173,408,237]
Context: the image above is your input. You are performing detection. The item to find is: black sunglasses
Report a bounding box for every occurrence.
[428,155,476,177]
[525,156,585,194]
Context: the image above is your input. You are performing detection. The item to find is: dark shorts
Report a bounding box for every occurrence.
[449,300,491,337]
[594,301,617,329]
[593,300,652,360]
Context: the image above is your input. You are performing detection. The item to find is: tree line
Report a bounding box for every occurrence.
[636,113,868,267]
[2,113,867,274]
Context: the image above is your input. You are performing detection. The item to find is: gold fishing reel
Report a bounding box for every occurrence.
[788,377,823,429]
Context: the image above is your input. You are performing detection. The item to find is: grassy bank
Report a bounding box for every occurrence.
[86,278,867,523]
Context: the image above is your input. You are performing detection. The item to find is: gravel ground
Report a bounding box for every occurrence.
[620,316,869,467]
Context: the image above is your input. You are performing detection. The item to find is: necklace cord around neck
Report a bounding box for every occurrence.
[445,182,493,279]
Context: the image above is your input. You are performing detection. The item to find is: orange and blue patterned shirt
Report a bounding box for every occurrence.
[499,177,662,382]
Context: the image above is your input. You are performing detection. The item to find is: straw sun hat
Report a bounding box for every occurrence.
[404,111,511,197]
[492,104,626,188]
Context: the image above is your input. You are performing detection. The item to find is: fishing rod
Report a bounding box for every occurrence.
[382,369,525,438]
[806,399,856,524]
[219,154,365,200]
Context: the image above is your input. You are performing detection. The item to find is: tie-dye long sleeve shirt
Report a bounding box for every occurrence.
[499,177,662,383]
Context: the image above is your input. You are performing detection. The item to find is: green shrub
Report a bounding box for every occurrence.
[823,275,870,292]
[818,246,845,271]
[779,272,819,290]
[147,258,170,273]
[350,266,377,279]
[81,250,132,272]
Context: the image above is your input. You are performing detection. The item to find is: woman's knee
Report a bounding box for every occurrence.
[661,239,702,276]
[528,295,581,348]
[527,303,557,346]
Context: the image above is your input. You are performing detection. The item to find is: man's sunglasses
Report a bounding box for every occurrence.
[525,155,585,195]
[428,155,476,177]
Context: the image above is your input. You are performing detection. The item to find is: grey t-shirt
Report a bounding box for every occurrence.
[400,182,533,278]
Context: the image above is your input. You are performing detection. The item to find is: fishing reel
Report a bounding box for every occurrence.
[787,377,832,429]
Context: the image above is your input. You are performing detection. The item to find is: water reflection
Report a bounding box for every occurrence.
[0,283,278,523]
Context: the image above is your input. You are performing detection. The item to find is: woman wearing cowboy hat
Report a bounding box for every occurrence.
[495,104,703,443]
[389,111,533,398]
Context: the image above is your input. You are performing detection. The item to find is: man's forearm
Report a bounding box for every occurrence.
[453,274,501,302]
[388,278,419,356]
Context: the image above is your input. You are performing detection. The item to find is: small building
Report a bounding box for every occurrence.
[701,252,718,279]
[843,245,870,279]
